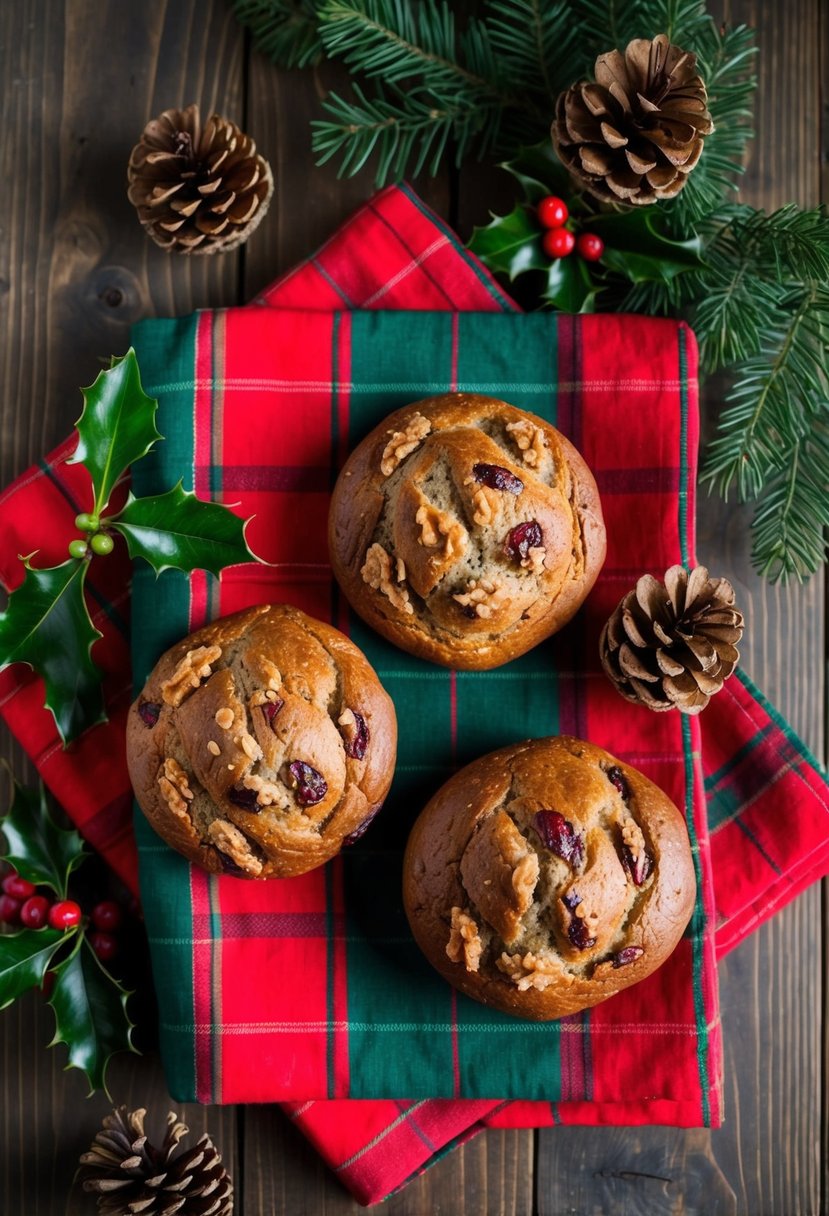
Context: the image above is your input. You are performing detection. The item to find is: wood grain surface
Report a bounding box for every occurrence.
[0,2,825,1213]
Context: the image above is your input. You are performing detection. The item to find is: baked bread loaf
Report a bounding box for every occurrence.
[127,604,397,878]
[328,393,606,669]
[403,736,695,1020]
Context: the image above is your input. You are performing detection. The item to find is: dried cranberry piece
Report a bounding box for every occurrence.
[343,805,382,846]
[138,701,160,728]
[227,785,261,812]
[562,890,596,951]
[533,810,584,868]
[261,698,285,729]
[612,946,644,969]
[620,841,652,886]
[505,520,543,563]
[606,765,630,801]
[472,463,524,494]
[341,710,369,760]
[289,760,328,807]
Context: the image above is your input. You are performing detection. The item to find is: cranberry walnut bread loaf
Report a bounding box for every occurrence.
[127,605,397,878]
[328,393,606,669]
[403,736,696,1020]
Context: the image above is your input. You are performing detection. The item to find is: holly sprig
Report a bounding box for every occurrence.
[0,777,136,1096]
[467,143,704,313]
[0,350,258,744]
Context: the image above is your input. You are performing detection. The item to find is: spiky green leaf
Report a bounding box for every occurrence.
[467,204,548,280]
[110,483,255,577]
[590,211,704,284]
[48,938,137,1097]
[69,349,162,517]
[541,254,597,313]
[0,558,104,745]
[0,779,85,896]
[0,928,64,1010]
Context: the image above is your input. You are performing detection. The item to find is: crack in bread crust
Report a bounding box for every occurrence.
[127,605,397,880]
[403,736,696,1021]
[328,394,606,670]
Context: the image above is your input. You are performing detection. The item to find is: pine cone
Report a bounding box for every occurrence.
[599,565,744,714]
[127,103,273,254]
[78,1107,233,1216]
[552,33,713,205]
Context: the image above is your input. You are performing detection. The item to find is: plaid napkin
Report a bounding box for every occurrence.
[1,186,827,1207]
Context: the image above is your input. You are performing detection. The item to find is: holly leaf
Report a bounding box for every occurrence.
[467,203,549,281]
[68,348,162,516]
[589,211,704,284]
[542,256,598,313]
[48,938,137,1097]
[0,557,105,744]
[0,778,85,895]
[0,928,64,1009]
[110,482,256,576]
[500,142,576,207]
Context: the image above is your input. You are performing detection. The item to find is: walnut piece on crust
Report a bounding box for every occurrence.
[506,419,547,468]
[208,819,264,877]
[461,478,497,527]
[446,906,482,973]
[158,757,195,819]
[415,501,468,562]
[496,950,570,992]
[161,645,222,707]
[241,773,291,809]
[622,816,648,869]
[361,542,414,615]
[380,412,431,476]
[452,578,507,620]
[523,545,546,574]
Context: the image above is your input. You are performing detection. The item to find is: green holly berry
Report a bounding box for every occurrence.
[68,539,88,559]
[90,532,114,556]
[74,512,99,532]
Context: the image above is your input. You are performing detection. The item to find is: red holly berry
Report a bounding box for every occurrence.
[0,894,22,925]
[90,931,119,962]
[20,895,51,929]
[91,900,122,932]
[49,900,82,931]
[543,227,575,258]
[2,872,36,900]
[537,195,568,228]
[576,232,604,262]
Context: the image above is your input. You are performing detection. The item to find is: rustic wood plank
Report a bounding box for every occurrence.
[536,1,825,1213]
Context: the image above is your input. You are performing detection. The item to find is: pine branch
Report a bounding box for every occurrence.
[702,285,829,501]
[751,415,829,582]
[484,0,577,104]
[318,0,506,99]
[312,83,489,183]
[232,0,324,68]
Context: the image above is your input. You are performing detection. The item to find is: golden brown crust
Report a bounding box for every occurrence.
[126,605,397,878]
[328,394,606,669]
[402,736,696,1020]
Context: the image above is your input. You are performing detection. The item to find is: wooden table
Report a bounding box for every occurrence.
[1,2,825,1212]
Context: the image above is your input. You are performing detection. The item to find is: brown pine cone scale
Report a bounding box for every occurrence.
[553,33,713,205]
[600,565,744,714]
[128,104,273,254]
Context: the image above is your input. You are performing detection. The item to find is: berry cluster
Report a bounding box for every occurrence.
[537,195,604,263]
[68,512,115,560]
[0,868,121,961]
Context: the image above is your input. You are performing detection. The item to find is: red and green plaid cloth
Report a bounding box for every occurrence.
[1,185,827,1207]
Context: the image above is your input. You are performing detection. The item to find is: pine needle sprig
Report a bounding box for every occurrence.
[312,82,492,182]
[485,0,578,104]
[750,416,829,582]
[233,0,323,68]
[702,284,829,502]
